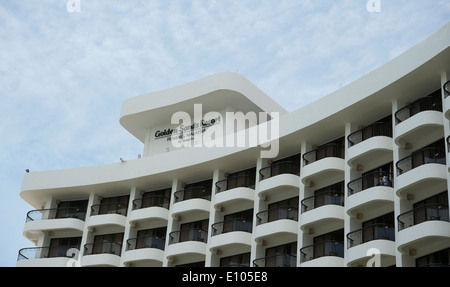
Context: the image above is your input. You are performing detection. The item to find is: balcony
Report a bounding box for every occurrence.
[16,246,79,267]
[166,228,208,264]
[443,80,450,119]
[394,92,443,149]
[209,218,253,255]
[395,145,447,201]
[172,186,211,220]
[301,143,345,187]
[347,121,393,171]
[346,223,396,267]
[87,203,127,232]
[397,204,450,255]
[122,236,165,267]
[258,160,300,201]
[128,195,170,227]
[346,171,394,219]
[82,242,122,267]
[253,254,297,267]
[214,175,255,212]
[299,241,344,267]
[254,206,298,245]
[23,207,86,243]
[301,190,344,214]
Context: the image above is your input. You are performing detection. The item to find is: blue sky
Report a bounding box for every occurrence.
[1,0,449,267]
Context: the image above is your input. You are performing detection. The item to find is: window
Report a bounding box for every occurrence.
[91,233,124,256]
[97,195,129,216]
[416,248,450,267]
[362,212,395,243]
[268,197,299,222]
[220,253,250,267]
[48,237,81,258]
[135,227,167,250]
[265,242,297,267]
[222,209,253,233]
[140,188,171,209]
[179,219,209,243]
[226,168,256,190]
[314,181,344,208]
[313,229,344,259]
[55,200,88,220]
[413,191,449,225]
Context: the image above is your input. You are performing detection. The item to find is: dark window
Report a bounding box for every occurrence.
[265,242,297,267]
[140,188,171,209]
[413,191,449,225]
[56,200,88,220]
[135,227,167,250]
[97,195,129,216]
[222,209,253,233]
[220,253,250,267]
[48,237,82,258]
[91,233,124,255]
[416,248,450,267]
[362,212,395,243]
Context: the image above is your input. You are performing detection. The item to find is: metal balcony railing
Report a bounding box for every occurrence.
[253,254,297,267]
[346,223,395,249]
[174,186,211,203]
[300,240,344,263]
[84,242,123,256]
[347,121,392,147]
[443,80,450,99]
[26,207,87,222]
[258,160,300,181]
[168,228,208,245]
[90,202,128,216]
[211,218,253,236]
[132,195,170,210]
[397,203,449,231]
[395,94,442,125]
[17,246,79,261]
[301,190,344,213]
[347,171,393,196]
[256,206,298,225]
[303,143,345,166]
[396,146,446,176]
[215,174,255,193]
[126,236,165,251]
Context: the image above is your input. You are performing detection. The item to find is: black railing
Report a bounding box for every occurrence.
[396,146,446,176]
[211,218,253,236]
[258,160,300,181]
[253,254,297,267]
[168,228,208,245]
[348,121,392,147]
[26,207,87,222]
[17,246,79,261]
[444,80,450,99]
[303,143,345,166]
[126,236,165,251]
[346,223,395,249]
[301,190,344,213]
[447,135,450,153]
[215,175,255,193]
[256,206,298,225]
[300,240,344,263]
[132,195,170,210]
[90,202,128,216]
[347,171,393,196]
[174,186,211,203]
[397,203,449,231]
[84,242,123,256]
[395,94,442,124]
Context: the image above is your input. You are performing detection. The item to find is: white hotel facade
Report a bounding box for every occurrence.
[17,22,450,267]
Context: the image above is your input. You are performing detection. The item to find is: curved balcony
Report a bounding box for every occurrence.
[129,195,170,227]
[347,122,393,171]
[301,144,345,186]
[299,205,344,235]
[253,254,297,267]
[346,223,396,267]
[87,203,127,232]
[395,147,447,201]
[254,207,298,245]
[209,218,252,254]
[166,228,208,264]
[16,246,79,267]
[394,94,443,149]
[443,80,450,119]
[301,190,344,214]
[214,175,254,212]
[82,242,122,267]
[299,241,344,267]
[259,160,300,181]
[23,207,86,242]
[346,171,394,218]
[122,236,165,267]
[397,204,450,255]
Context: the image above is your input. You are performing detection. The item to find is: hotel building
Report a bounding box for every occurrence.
[17,22,450,267]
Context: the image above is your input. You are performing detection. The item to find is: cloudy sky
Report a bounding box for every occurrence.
[1,0,449,266]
